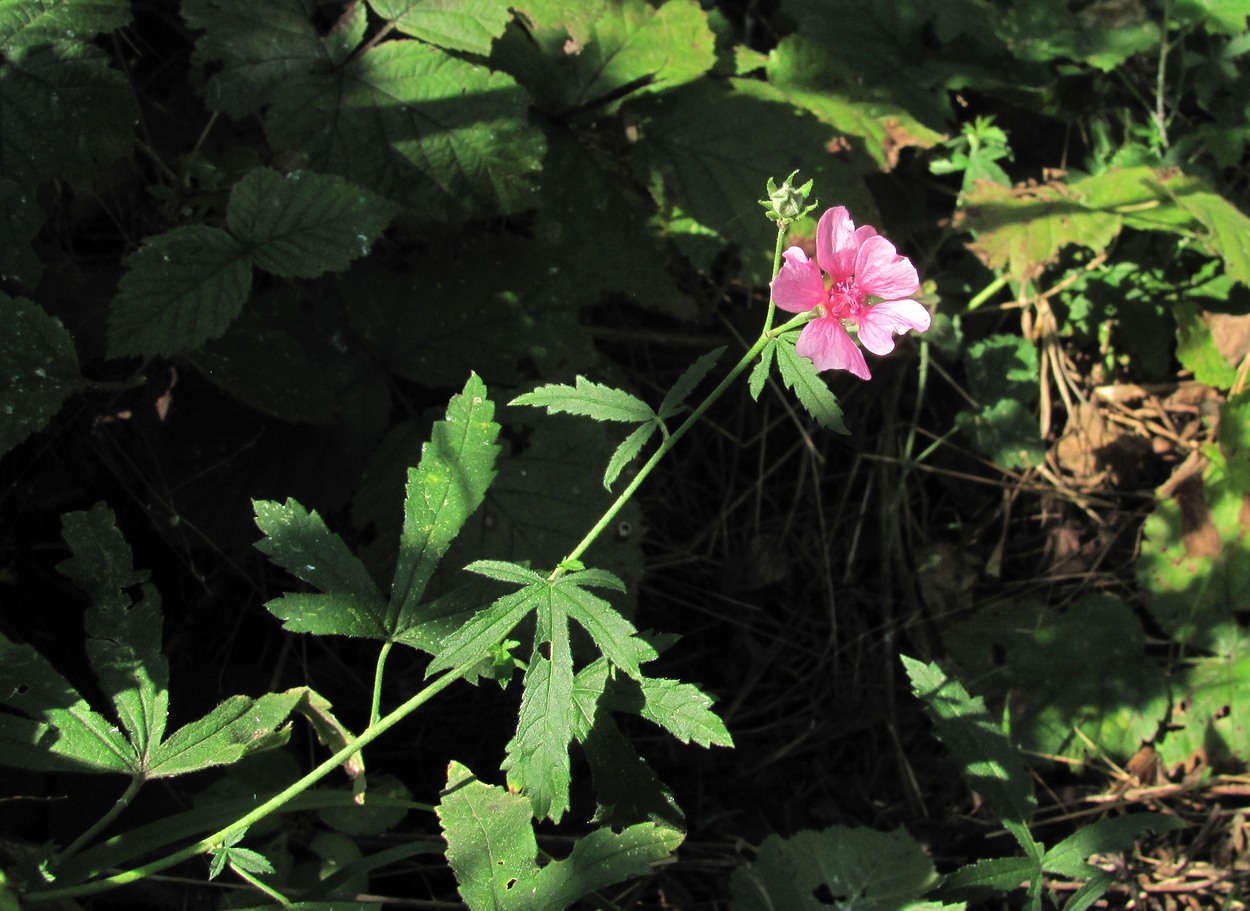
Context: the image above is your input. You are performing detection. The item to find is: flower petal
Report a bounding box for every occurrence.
[855,299,932,356]
[814,206,869,279]
[796,317,871,379]
[855,234,919,301]
[771,248,828,314]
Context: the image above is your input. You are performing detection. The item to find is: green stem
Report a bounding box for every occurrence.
[53,777,145,871]
[549,307,813,583]
[230,864,290,906]
[25,654,485,904]
[763,220,789,333]
[371,640,393,726]
[966,274,1009,311]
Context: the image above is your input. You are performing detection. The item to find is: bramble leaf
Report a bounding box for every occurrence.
[512,376,656,423]
[0,292,83,456]
[187,0,544,221]
[0,41,135,187]
[108,225,252,358]
[776,336,849,433]
[630,80,873,281]
[391,373,500,629]
[729,825,944,911]
[226,168,398,279]
[0,0,132,51]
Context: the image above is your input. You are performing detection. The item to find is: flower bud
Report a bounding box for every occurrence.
[760,170,817,223]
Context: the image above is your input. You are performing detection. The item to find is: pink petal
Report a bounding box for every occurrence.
[796,317,871,379]
[815,206,871,280]
[771,248,828,314]
[855,234,920,301]
[854,299,932,356]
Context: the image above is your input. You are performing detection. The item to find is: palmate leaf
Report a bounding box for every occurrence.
[572,659,683,827]
[498,0,713,114]
[0,635,134,774]
[254,498,390,639]
[370,0,512,55]
[0,0,132,52]
[437,760,681,911]
[0,292,83,456]
[775,336,849,433]
[629,80,874,282]
[187,0,544,221]
[59,504,168,762]
[256,375,500,648]
[0,504,299,779]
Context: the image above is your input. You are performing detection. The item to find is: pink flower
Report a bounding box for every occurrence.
[771,206,931,379]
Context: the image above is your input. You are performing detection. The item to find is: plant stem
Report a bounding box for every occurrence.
[53,777,144,872]
[230,864,290,906]
[967,274,1009,311]
[25,654,485,904]
[371,640,393,726]
[550,307,813,582]
[763,220,788,332]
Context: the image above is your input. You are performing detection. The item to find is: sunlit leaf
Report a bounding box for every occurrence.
[370,0,512,55]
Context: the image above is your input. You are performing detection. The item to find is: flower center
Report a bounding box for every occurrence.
[826,279,864,319]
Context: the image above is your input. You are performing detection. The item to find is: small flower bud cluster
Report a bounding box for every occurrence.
[760,170,819,224]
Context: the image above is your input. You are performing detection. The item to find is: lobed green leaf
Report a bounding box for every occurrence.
[146,692,300,778]
[603,422,657,490]
[512,376,656,423]
[370,0,512,55]
[391,374,500,629]
[659,346,725,418]
[61,504,169,763]
[254,498,389,639]
[502,587,575,821]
